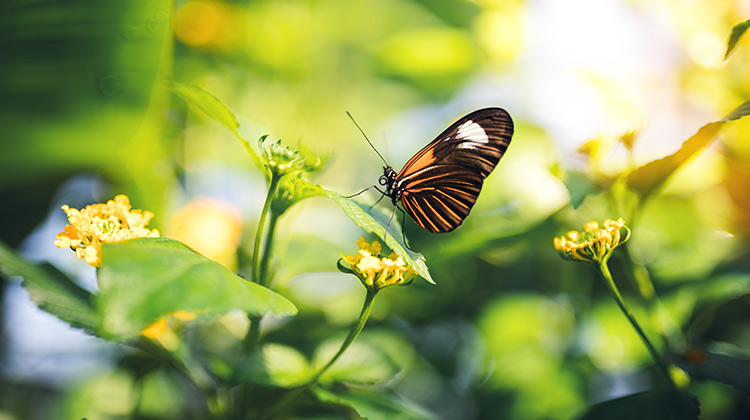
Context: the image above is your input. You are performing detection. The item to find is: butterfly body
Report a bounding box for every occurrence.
[380,107,514,233]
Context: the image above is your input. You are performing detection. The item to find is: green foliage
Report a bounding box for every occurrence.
[627,100,750,200]
[234,343,313,388]
[724,19,750,60]
[5,2,750,419]
[171,82,242,139]
[577,389,700,420]
[97,238,297,340]
[675,350,750,392]
[626,122,724,200]
[723,98,750,121]
[314,387,437,420]
[562,170,598,209]
[312,338,399,385]
[0,0,171,185]
[170,81,263,169]
[0,241,98,333]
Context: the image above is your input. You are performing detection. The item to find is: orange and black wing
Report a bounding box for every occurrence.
[393,108,514,233]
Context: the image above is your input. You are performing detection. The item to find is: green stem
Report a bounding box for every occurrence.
[252,175,280,283]
[240,176,280,419]
[598,259,675,388]
[259,210,280,288]
[243,316,262,352]
[208,386,231,419]
[258,288,378,420]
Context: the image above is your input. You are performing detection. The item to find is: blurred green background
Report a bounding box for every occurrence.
[2,0,750,419]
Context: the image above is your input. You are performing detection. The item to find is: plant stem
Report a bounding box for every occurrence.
[258,210,280,288]
[240,175,280,419]
[243,315,261,352]
[258,288,378,420]
[598,259,675,388]
[252,175,280,284]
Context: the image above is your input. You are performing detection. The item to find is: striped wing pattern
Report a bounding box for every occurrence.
[392,108,514,233]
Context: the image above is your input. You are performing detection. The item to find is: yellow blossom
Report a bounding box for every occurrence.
[167,199,242,269]
[54,194,160,267]
[553,218,630,264]
[141,310,203,351]
[340,237,416,291]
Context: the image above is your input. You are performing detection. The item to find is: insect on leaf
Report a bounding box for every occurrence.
[325,190,434,284]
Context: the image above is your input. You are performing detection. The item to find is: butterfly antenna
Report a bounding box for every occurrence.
[382,131,392,164]
[347,111,389,167]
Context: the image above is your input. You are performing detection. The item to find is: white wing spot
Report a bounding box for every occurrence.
[456,120,489,149]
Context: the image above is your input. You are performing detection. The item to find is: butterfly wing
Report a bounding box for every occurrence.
[393,108,514,233]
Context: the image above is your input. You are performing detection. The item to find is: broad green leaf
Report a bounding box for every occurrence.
[325,190,434,284]
[314,387,436,420]
[577,389,700,420]
[233,343,312,388]
[674,350,750,392]
[312,338,399,385]
[169,81,263,169]
[627,100,750,199]
[724,19,750,60]
[97,238,297,340]
[0,241,98,333]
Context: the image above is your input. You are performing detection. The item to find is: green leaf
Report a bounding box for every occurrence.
[169,81,263,169]
[272,177,327,216]
[562,170,597,209]
[314,387,436,420]
[627,100,750,199]
[688,294,750,347]
[723,98,750,121]
[325,190,434,284]
[233,343,312,388]
[97,238,297,340]
[626,121,724,199]
[312,338,399,385]
[674,350,750,392]
[0,241,98,333]
[577,389,700,420]
[724,19,750,60]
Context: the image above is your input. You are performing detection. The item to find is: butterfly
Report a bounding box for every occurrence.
[356,108,514,233]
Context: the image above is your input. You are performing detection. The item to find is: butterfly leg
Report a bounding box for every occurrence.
[384,205,413,251]
[396,205,413,251]
[368,193,386,210]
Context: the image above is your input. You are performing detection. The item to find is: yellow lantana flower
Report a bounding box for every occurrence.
[553,218,630,264]
[54,194,160,267]
[167,199,242,269]
[340,237,416,291]
[141,310,200,351]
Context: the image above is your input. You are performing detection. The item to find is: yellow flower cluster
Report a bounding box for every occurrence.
[141,310,199,351]
[553,218,630,264]
[54,195,160,267]
[340,237,416,291]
